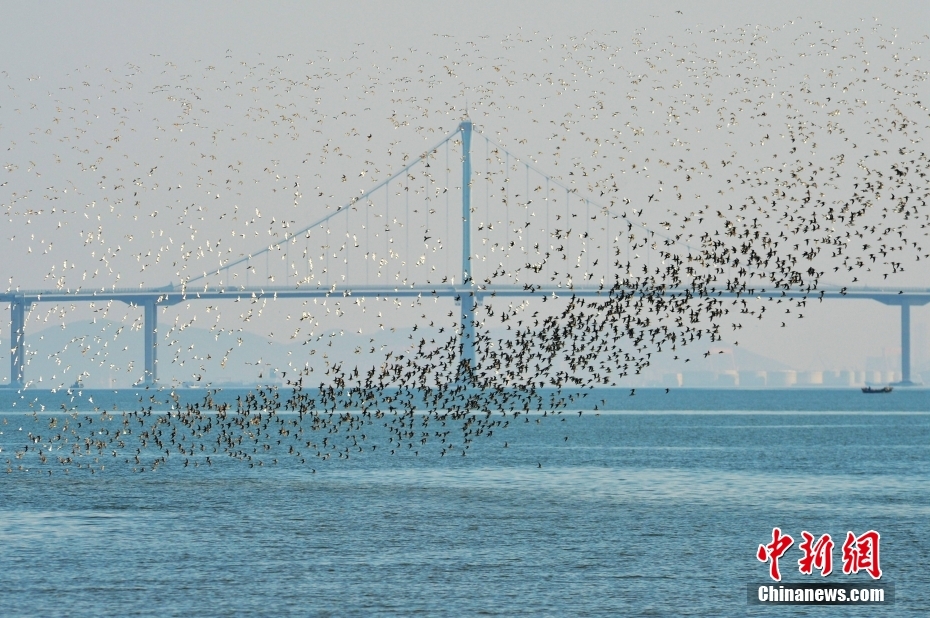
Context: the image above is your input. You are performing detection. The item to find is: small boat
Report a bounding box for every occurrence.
[861,385,893,393]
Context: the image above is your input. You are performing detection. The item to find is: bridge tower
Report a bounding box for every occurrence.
[458,120,477,382]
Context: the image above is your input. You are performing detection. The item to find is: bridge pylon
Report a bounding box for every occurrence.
[458,120,477,384]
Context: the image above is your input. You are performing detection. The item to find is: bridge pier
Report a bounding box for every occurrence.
[872,295,929,386]
[458,292,477,378]
[900,302,913,386]
[9,297,26,388]
[143,298,158,385]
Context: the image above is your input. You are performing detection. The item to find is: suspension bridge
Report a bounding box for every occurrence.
[3,121,929,388]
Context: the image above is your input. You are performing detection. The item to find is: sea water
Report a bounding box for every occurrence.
[0,388,927,616]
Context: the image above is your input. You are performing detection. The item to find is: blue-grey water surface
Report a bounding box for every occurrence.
[1,388,927,616]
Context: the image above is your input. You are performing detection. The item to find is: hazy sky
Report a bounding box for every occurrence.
[2,1,928,71]
[2,1,930,387]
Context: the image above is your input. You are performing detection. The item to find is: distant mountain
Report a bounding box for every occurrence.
[3,319,425,389]
[1,319,795,390]
[636,344,792,374]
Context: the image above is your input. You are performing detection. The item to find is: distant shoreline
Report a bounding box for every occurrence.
[1,386,929,413]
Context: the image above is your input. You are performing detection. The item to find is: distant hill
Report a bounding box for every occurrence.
[635,344,792,375]
[3,319,424,389]
[2,319,799,390]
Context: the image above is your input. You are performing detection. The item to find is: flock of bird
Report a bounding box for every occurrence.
[3,16,930,472]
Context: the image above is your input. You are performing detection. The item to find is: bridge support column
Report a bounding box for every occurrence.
[872,295,927,387]
[898,302,914,386]
[9,298,25,388]
[459,293,477,380]
[143,299,158,385]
